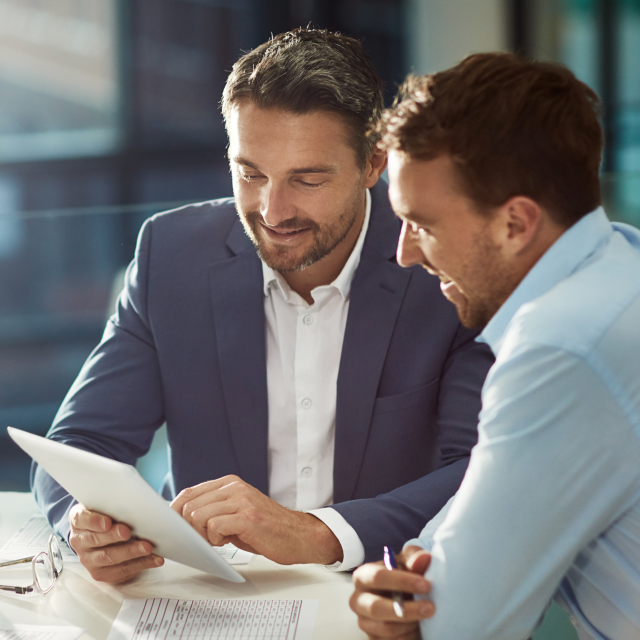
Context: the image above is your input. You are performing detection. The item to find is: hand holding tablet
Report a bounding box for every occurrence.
[8,427,244,584]
[68,502,164,584]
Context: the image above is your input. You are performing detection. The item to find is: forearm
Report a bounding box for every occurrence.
[301,513,344,565]
[31,463,76,541]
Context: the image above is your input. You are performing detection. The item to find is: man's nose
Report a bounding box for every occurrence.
[397,222,440,275]
[397,221,425,268]
[260,182,296,227]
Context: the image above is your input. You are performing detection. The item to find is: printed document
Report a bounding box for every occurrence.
[0,516,77,563]
[0,625,84,640]
[107,598,318,640]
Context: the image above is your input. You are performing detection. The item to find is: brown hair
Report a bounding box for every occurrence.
[222,28,384,168]
[378,53,602,226]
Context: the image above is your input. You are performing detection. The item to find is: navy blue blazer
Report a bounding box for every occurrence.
[32,181,493,563]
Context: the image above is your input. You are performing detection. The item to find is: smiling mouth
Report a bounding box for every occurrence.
[439,276,459,294]
[260,223,311,239]
[269,228,307,235]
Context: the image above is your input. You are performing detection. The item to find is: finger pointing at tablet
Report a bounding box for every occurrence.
[69,503,164,584]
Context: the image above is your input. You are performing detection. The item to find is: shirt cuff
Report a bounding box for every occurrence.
[307,507,365,571]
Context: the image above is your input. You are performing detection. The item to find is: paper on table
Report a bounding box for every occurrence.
[0,516,251,566]
[107,598,318,640]
[0,625,85,640]
[0,516,78,563]
[213,544,253,566]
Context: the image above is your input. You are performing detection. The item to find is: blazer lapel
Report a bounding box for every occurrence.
[208,220,269,493]
[334,181,412,502]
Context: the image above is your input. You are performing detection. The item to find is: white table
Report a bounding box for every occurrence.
[0,492,366,639]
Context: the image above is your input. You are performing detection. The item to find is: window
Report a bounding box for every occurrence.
[0,0,119,162]
[520,0,640,226]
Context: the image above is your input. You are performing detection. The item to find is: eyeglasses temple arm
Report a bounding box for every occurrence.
[0,583,33,594]
[0,557,33,568]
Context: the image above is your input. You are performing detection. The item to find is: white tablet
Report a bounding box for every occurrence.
[8,427,244,583]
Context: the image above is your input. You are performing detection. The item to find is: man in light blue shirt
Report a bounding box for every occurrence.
[349,53,640,639]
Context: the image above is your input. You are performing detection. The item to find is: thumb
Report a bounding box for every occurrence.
[406,549,432,575]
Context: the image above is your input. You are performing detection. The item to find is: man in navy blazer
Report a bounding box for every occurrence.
[32,29,493,584]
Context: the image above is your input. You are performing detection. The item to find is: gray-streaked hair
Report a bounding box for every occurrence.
[221,28,384,168]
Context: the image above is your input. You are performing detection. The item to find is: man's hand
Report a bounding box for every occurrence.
[350,546,434,639]
[69,504,164,583]
[170,476,343,565]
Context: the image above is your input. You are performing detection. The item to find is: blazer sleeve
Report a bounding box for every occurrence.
[330,325,493,563]
[31,217,166,541]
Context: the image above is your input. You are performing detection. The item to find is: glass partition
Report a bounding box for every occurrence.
[528,0,600,94]
[526,0,640,173]
[617,0,640,172]
[0,200,187,491]
[0,0,119,162]
[602,171,640,227]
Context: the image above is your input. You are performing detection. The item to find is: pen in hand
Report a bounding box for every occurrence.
[383,545,405,618]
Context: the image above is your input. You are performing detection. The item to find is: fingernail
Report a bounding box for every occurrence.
[420,602,434,617]
[416,579,431,593]
[154,556,164,566]
[138,542,148,554]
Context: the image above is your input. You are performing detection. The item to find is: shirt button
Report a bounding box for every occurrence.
[303,315,313,325]
[301,397,312,409]
[301,466,312,477]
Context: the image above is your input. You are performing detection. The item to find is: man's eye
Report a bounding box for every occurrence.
[241,173,263,181]
[408,222,430,237]
[298,179,323,188]
[413,223,429,234]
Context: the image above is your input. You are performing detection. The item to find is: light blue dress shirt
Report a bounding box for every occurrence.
[409,208,640,640]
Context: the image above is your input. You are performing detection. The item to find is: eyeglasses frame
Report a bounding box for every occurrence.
[0,534,64,595]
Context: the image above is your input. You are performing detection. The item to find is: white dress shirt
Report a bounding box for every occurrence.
[262,190,371,571]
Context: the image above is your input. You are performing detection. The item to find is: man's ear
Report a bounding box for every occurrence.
[363,147,388,188]
[493,196,544,257]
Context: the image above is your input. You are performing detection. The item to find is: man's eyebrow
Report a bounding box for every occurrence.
[230,156,338,175]
[394,210,414,223]
[396,210,433,227]
[289,165,338,175]
[231,156,259,170]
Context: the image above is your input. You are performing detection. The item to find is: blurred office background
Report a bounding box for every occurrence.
[1,0,640,484]
[1,0,639,474]
[1,2,637,636]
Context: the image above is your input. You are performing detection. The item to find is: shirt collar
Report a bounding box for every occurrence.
[262,188,372,301]
[479,207,612,354]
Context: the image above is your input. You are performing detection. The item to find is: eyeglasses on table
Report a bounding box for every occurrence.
[0,533,64,595]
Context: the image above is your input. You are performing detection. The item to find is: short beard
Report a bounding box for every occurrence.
[238,187,362,273]
[457,232,517,329]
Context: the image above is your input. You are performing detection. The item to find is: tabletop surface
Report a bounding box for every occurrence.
[0,492,367,640]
